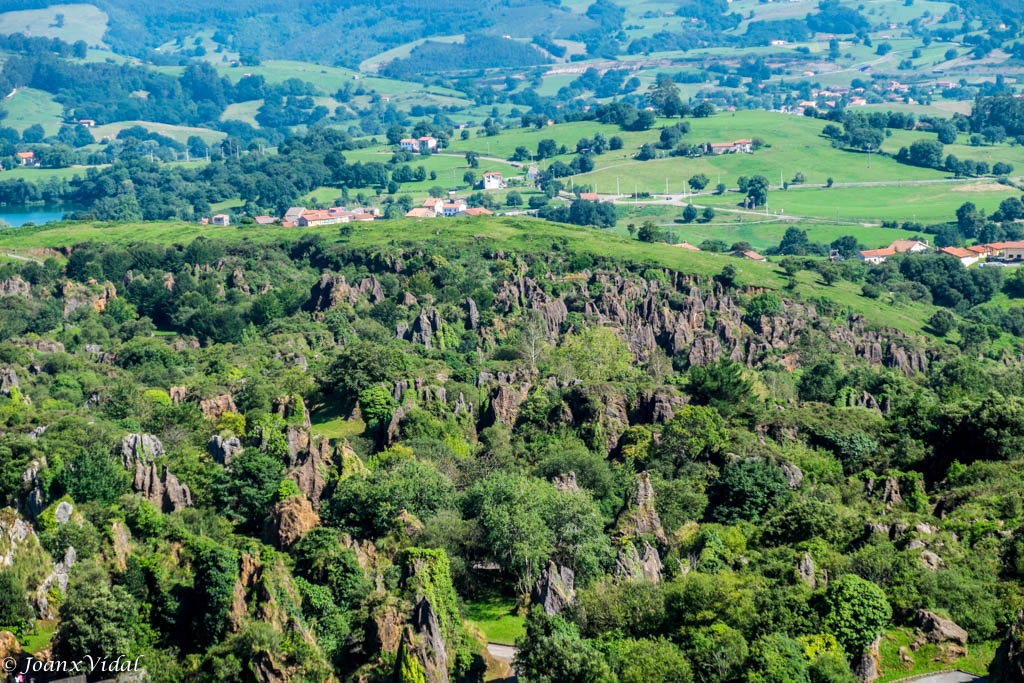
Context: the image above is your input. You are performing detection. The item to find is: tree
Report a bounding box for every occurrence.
[386,125,406,145]
[822,574,891,655]
[712,458,790,523]
[463,171,476,186]
[682,204,698,223]
[693,101,716,118]
[658,406,726,476]
[648,75,683,117]
[514,610,616,683]
[688,174,709,191]
[465,150,479,168]
[226,448,285,529]
[537,139,558,159]
[928,309,956,336]
[22,123,45,143]
[551,327,637,383]
[777,227,811,255]
[0,570,33,633]
[798,360,844,403]
[605,638,693,683]
[637,221,664,243]
[744,292,783,328]
[506,191,523,207]
[830,235,860,259]
[191,539,238,645]
[701,206,715,222]
[54,561,140,661]
[57,448,130,506]
[738,175,769,207]
[687,359,753,415]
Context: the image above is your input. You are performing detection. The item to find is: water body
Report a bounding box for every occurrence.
[0,205,75,227]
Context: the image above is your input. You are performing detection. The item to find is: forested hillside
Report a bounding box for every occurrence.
[0,218,1023,682]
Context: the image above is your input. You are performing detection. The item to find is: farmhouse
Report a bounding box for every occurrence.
[211,214,231,226]
[253,216,276,225]
[297,210,342,227]
[421,197,444,216]
[707,140,753,155]
[283,207,306,226]
[858,239,930,264]
[733,249,766,262]
[857,247,896,265]
[459,207,493,217]
[577,192,600,201]
[442,199,468,216]
[400,136,438,153]
[937,246,980,267]
[1001,241,1024,261]
[482,172,503,190]
[405,208,437,219]
[15,151,37,167]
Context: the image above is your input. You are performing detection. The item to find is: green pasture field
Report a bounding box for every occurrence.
[465,596,525,646]
[695,181,1018,225]
[884,128,1024,171]
[0,3,109,47]
[0,166,89,182]
[1,88,64,136]
[220,100,262,126]
[90,121,227,146]
[359,35,466,72]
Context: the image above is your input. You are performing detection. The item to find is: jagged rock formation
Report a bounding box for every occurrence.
[169,386,188,404]
[566,383,629,453]
[915,610,968,646]
[288,435,332,508]
[19,458,46,518]
[308,273,386,312]
[852,637,882,683]
[200,394,237,420]
[208,434,243,465]
[490,383,528,425]
[637,387,688,424]
[396,598,449,683]
[613,541,662,583]
[121,433,165,465]
[0,367,18,395]
[35,546,76,619]
[798,552,817,588]
[0,630,20,663]
[553,472,579,491]
[121,433,192,513]
[616,471,667,544]
[274,394,311,428]
[463,297,479,331]
[230,268,251,294]
[531,562,575,615]
[266,496,320,550]
[0,275,30,296]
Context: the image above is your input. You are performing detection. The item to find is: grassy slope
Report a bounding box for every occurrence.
[0,4,109,47]
[90,121,227,145]
[0,216,942,334]
[465,596,525,646]
[1,88,64,136]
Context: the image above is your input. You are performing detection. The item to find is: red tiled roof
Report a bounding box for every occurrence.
[938,247,975,258]
[860,248,896,258]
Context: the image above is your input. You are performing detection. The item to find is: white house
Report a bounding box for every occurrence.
[482,172,503,190]
[211,214,231,226]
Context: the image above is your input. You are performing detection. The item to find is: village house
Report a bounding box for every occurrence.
[253,216,276,225]
[1001,241,1024,261]
[211,214,231,226]
[77,119,96,128]
[283,207,306,226]
[421,197,444,216]
[442,199,468,216]
[481,172,503,190]
[459,207,493,217]
[938,246,980,267]
[399,136,438,153]
[733,249,766,262]
[857,247,896,265]
[297,210,342,227]
[707,139,753,155]
[15,151,37,167]
[577,192,600,202]
[857,239,930,264]
[404,208,436,219]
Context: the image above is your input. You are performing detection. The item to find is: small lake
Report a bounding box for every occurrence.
[0,205,77,227]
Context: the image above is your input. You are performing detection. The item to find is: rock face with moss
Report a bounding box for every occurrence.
[394,549,465,683]
[991,610,1024,682]
[531,561,575,616]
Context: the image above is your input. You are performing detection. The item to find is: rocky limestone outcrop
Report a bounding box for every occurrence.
[208,434,243,465]
[288,435,332,508]
[369,602,404,656]
[616,471,667,545]
[200,393,237,420]
[637,388,688,424]
[19,457,46,518]
[34,546,76,619]
[229,268,251,295]
[120,433,165,466]
[169,386,188,404]
[531,562,575,616]
[338,439,369,480]
[553,472,579,491]
[463,297,480,331]
[0,275,30,296]
[990,610,1024,683]
[285,426,310,465]
[274,394,311,429]
[0,511,35,568]
[490,383,529,426]
[134,464,193,513]
[782,462,804,489]
[915,610,968,646]
[798,552,817,588]
[120,434,191,513]
[406,308,443,349]
[307,273,351,311]
[396,598,449,683]
[852,637,882,683]
[109,520,131,571]
[0,367,19,395]
[265,496,320,550]
[613,541,662,583]
[566,383,629,453]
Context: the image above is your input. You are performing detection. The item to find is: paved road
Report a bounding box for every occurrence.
[895,672,984,683]
[487,642,516,663]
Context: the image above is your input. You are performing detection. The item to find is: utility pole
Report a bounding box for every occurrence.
[665,177,668,197]
[616,176,620,196]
